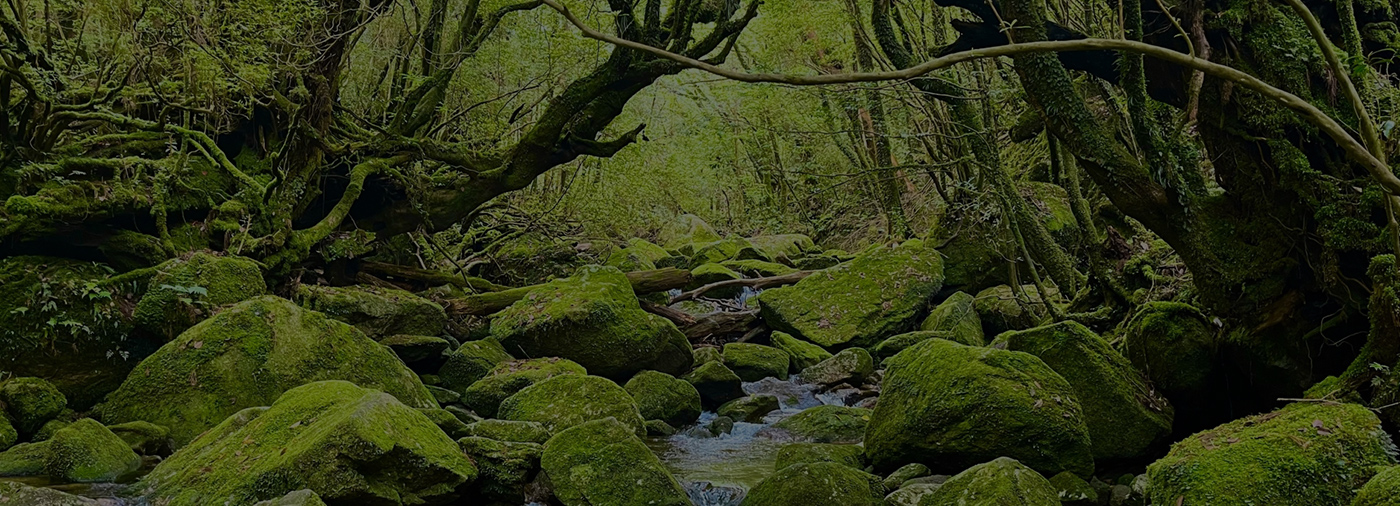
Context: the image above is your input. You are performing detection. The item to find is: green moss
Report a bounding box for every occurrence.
[624,370,702,427]
[773,443,865,471]
[740,462,882,506]
[689,263,745,298]
[98,230,172,271]
[1147,402,1395,505]
[973,285,1048,335]
[605,246,659,271]
[1048,471,1098,506]
[0,416,15,452]
[134,252,267,338]
[722,259,798,277]
[1019,181,1080,244]
[718,394,780,423]
[491,265,693,380]
[645,419,677,436]
[681,361,745,409]
[135,381,476,505]
[0,481,100,505]
[44,418,142,483]
[1305,375,1364,403]
[874,331,954,363]
[881,463,930,490]
[923,457,1060,506]
[659,213,723,249]
[627,238,674,263]
[418,407,470,439]
[294,284,446,340]
[992,321,1173,460]
[0,441,49,476]
[757,240,944,349]
[693,346,723,365]
[497,374,645,436]
[458,436,543,503]
[439,339,514,393]
[541,418,691,506]
[770,331,832,372]
[865,339,1093,477]
[107,421,171,456]
[379,334,449,364]
[1354,465,1400,506]
[723,343,790,381]
[767,405,871,443]
[693,237,771,264]
[748,234,819,263]
[463,420,551,444]
[98,296,437,447]
[33,419,70,442]
[1119,302,1218,399]
[798,348,874,387]
[252,490,326,506]
[920,291,984,346]
[462,358,586,417]
[0,378,67,436]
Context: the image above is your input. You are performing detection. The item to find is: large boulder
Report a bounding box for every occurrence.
[919,291,984,346]
[0,418,141,483]
[541,418,691,506]
[681,361,746,409]
[659,213,723,249]
[723,343,790,381]
[1146,402,1395,505]
[756,240,944,349]
[490,265,693,380]
[722,259,798,277]
[134,381,476,505]
[873,331,959,362]
[865,339,1093,477]
[462,358,586,418]
[799,348,874,388]
[463,420,552,444]
[439,339,514,394]
[693,238,770,264]
[0,417,14,452]
[992,321,1173,460]
[1354,465,1400,506]
[688,263,745,298]
[921,457,1060,506]
[624,371,703,427]
[773,442,866,471]
[764,405,870,443]
[718,395,780,423]
[1120,302,1219,404]
[973,285,1048,335]
[741,462,883,506]
[458,436,543,504]
[748,234,819,263]
[497,374,646,436]
[770,331,832,372]
[134,252,266,338]
[98,296,436,447]
[0,377,67,436]
[0,481,98,505]
[294,284,446,339]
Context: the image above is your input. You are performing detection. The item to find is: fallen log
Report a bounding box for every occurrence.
[684,310,758,342]
[361,261,509,292]
[444,267,692,316]
[640,299,697,327]
[669,270,815,304]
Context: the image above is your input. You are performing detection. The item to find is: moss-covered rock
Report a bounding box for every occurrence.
[992,321,1173,460]
[627,238,674,263]
[756,240,944,349]
[99,296,437,447]
[497,374,645,436]
[135,381,476,505]
[749,234,819,263]
[681,361,745,409]
[973,285,1048,335]
[645,419,678,436]
[418,407,471,438]
[0,481,99,505]
[134,252,267,338]
[33,418,71,443]
[693,346,723,365]
[464,419,551,444]
[252,490,326,506]
[44,418,142,482]
[0,440,47,476]
[439,338,514,394]
[1048,471,1098,506]
[693,237,770,264]
[722,259,799,277]
[922,457,1060,506]
[458,436,542,504]
[1146,402,1395,506]
[294,284,447,339]
[774,442,865,471]
[0,416,15,452]
[0,257,144,410]
[764,405,870,443]
[741,462,883,506]
[1120,302,1219,402]
[625,370,702,427]
[379,334,449,365]
[865,339,1093,477]
[688,263,745,298]
[771,331,832,372]
[107,421,171,456]
[723,343,790,381]
[919,291,984,346]
[799,348,874,387]
[873,331,956,363]
[491,265,693,380]
[881,463,930,490]
[0,377,67,436]
[463,358,586,418]
[605,245,660,271]
[718,394,779,423]
[541,418,691,506]
[1354,465,1400,506]
[659,213,723,249]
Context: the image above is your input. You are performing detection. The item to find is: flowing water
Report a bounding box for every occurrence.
[646,376,867,506]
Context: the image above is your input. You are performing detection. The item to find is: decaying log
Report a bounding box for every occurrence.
[669,270,815,304]
[640,299,697,327]
[444,267,692,316]
[684,310,758,342]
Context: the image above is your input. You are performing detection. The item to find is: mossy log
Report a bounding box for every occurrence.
[443,268,691,316]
